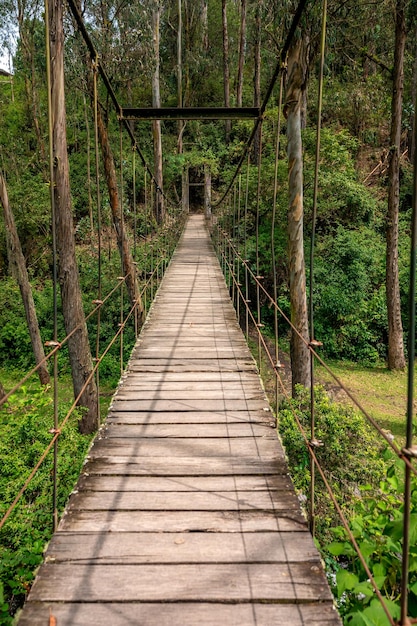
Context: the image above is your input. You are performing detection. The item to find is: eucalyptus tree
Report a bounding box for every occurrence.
[152,0,165,222]
[284,34,311,392]
[386,0,408,370]
[48,0,98,433]
[0,172,50,385]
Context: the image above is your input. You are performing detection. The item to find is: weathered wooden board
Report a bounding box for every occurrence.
[88,437,280,459]
[119,375,259,386]
[67,489,300,512]
[28,562,332,602]
[102,423,275,438]
[45,531,319,564]
[83,456,287,476]
[106,410,274,425]
[113,389,265,401]
[17,602,342,626]
[76,474,293,492]
[58,509,307,533]
[109,398,269,412]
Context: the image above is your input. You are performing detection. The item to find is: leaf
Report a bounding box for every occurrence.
[353,580,374,600]
[328,541,355,557]
[336,569,359,596]
[360,598,401,626]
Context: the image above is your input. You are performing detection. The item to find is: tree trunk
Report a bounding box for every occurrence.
[177,0,183,154]
[95,103,144,318]
[49,0,98,434]
[237,0,246,107]
[285,38,310,393]
[0,173,50,385]
[204,165,211,218]
[201,0,209,52]
[152,3,165,223]
[253,3,261,162]
[386,0,406,370]
[222,0,231,142]
[0,381,5,401]
[17,0,47,166]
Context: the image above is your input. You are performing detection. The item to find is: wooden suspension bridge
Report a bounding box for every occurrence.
[18,215,341,625]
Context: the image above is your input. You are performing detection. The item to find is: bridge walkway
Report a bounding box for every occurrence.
[18,215,341,625]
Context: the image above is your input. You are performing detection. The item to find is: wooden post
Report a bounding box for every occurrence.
[204,164,211,218]
[182,167,189,213]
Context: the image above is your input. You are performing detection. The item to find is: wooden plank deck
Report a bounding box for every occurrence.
[18,215,341,625]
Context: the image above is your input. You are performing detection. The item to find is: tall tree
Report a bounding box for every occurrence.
[16,0,46,165]
[236,0,247,107]
[285,37,311,393]
[0,172,50,385]
[49,0,98,433]
[152,0,165,222]
[221,0,231,141]
[253,2,262,162]
[386,0,406,370]
[95,101,144,316]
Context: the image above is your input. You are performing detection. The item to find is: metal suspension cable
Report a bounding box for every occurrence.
[213,0,310,208]
[244,153,250,338]
[400,56,417,624]
[93,56,102,428]
[255,123,264,368]
[271,70,285,416]
[309,0,328,538]
[44,0,59,532]
[119,122,125,376]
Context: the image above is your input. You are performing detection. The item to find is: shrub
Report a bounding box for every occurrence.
[0,384,93,621]
[278,385,387,540]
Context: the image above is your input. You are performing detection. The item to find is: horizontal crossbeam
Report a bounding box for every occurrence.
[121,107,260,120]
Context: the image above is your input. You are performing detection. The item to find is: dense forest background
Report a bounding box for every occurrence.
[0,0,415,376]
[0,1,417,624]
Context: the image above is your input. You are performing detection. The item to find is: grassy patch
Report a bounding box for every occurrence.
[315,360,414,444]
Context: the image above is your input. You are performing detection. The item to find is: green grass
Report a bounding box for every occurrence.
[315,360,414,444]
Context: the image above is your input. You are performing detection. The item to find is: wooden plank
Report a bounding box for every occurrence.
[88,437,281,459]
[124,360,256,373]
[45,531,319,564]
[113,389,265,401]
[76,475,293,492]
[106,410,274,425]
[83,456,287,476]
[109,399,269,411]
[101,423,276,438]
[118,372,260,382]
[18,602,342,626]
[67,490,300,512]
[27,562,333,602]
[58,509,307,533]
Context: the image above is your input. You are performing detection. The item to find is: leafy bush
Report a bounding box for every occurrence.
[325,456,417,625]
[0,384,93,622]
[278,385,387,540]
[278,386,417,625]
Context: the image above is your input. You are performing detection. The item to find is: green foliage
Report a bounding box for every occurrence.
[0,384,93,621]
[278,385,387,539]
[313,227,387,363]
[278,385,417,624]
[325,456,417,624]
